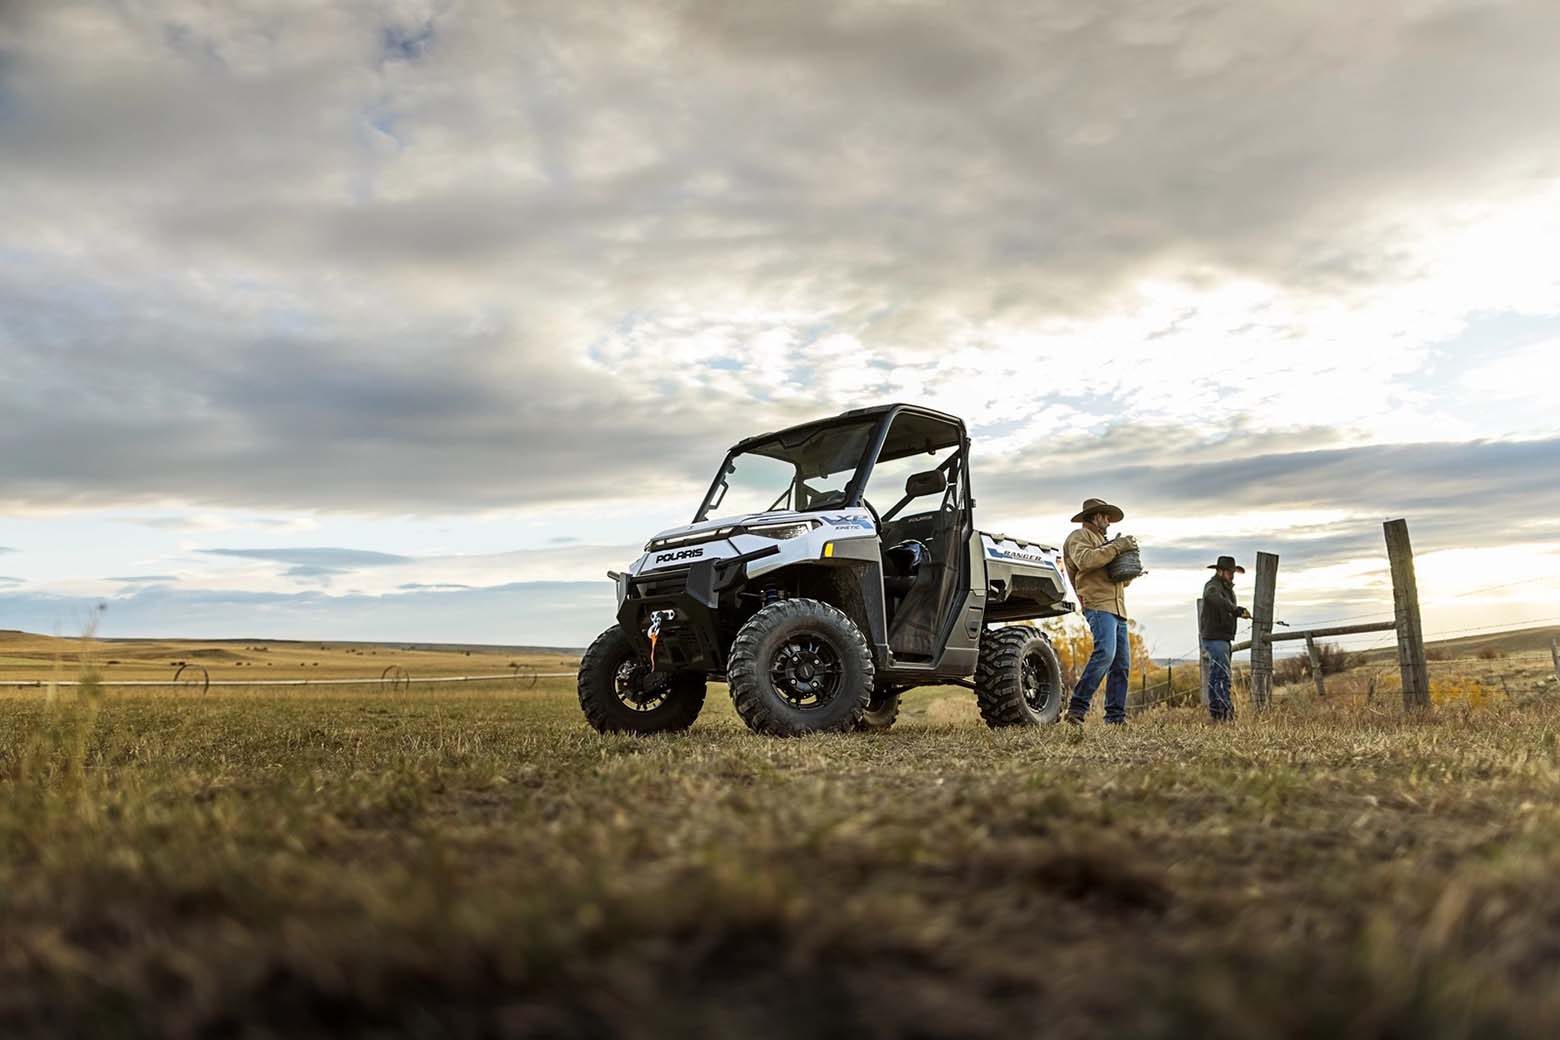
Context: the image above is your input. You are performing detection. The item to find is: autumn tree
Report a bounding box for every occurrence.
[1039,616,1152,688]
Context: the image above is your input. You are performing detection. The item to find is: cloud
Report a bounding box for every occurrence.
[199,547,413,568]
[189,543,634,584]
[106,574,179,583]
[381,20,436,64]
[116,514,262,533]
[280,564,346,585]
[1463,339,1560,399]
[0,0,1557,518]
[978,431,1560,530]
[0,580,609,647]
[194,546,414,588]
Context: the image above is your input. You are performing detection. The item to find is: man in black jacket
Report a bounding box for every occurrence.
[1200,556,1251,722]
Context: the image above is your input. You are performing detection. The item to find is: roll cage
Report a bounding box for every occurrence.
[694,404,973,524]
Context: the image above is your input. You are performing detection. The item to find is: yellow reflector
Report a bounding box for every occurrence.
[823,542,835,558]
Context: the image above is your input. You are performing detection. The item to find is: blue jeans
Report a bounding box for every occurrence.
[1069,610,1130,723]
[1203,639,1234,721]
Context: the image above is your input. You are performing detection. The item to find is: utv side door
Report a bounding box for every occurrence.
[861,411,974,663]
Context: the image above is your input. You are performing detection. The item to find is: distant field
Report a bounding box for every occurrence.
[3,646,1560,1037]
[0,630,580,685]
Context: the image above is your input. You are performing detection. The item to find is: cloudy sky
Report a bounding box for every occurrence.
[2,0,1558,657]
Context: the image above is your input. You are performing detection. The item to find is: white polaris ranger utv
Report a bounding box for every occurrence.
[577,404,1076,737]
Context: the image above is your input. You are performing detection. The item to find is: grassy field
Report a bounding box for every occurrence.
[4,642,1560,1037]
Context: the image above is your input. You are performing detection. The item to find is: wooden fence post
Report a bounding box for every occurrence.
[1305,634,1326,698]
[1551,637,1559,685]
[1250,551,1279,711]
[1197,599,1210,708]
[1384,519,1430,710]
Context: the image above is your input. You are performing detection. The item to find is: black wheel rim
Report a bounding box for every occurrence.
[615,659,670,713]
[769,632,845,710]
[1022,648,1054,712]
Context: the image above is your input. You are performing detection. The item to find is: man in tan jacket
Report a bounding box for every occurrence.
[1062,498,1138,726]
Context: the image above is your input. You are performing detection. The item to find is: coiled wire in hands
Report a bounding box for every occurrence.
[1106,544,1146,583]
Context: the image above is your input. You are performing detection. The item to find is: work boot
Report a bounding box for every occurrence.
[1063,713,1084,727]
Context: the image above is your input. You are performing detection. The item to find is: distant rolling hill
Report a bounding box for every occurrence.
[1359,623,1560,663]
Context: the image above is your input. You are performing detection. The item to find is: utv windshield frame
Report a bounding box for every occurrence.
[693,404,971,523]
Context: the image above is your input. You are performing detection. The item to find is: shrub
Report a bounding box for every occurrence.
[1273,642,1356,686]
[1431,673,1500,708]
[1273,655,1308,686]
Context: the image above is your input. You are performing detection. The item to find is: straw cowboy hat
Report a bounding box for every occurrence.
[1208,555,1246,574]
[1070,498,1125,524]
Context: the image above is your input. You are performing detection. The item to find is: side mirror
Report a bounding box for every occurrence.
[904,469,947,498]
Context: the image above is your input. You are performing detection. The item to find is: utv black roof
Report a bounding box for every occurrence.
[730,403,965,455]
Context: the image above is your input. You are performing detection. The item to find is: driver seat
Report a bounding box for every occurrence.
[882,539,929,616]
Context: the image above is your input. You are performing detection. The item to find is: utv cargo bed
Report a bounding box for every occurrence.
[979,533,1075,623]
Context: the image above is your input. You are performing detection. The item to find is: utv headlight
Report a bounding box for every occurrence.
[747,521,814,540]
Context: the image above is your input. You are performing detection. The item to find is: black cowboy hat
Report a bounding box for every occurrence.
[1208,555,1246,574]
[1070,498,1125,524]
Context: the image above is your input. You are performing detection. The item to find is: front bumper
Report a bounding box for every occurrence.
[615,545,780,674]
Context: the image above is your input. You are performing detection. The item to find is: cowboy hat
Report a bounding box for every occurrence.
[1070,498,1124,524]
[1208,555,1246,574]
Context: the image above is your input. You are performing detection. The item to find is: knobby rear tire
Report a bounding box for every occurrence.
[975,626,1065,728]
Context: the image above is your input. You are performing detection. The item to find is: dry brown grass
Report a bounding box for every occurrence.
[3,654,1560,1037]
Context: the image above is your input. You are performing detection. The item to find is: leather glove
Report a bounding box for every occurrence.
[1115,535,1138,552]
